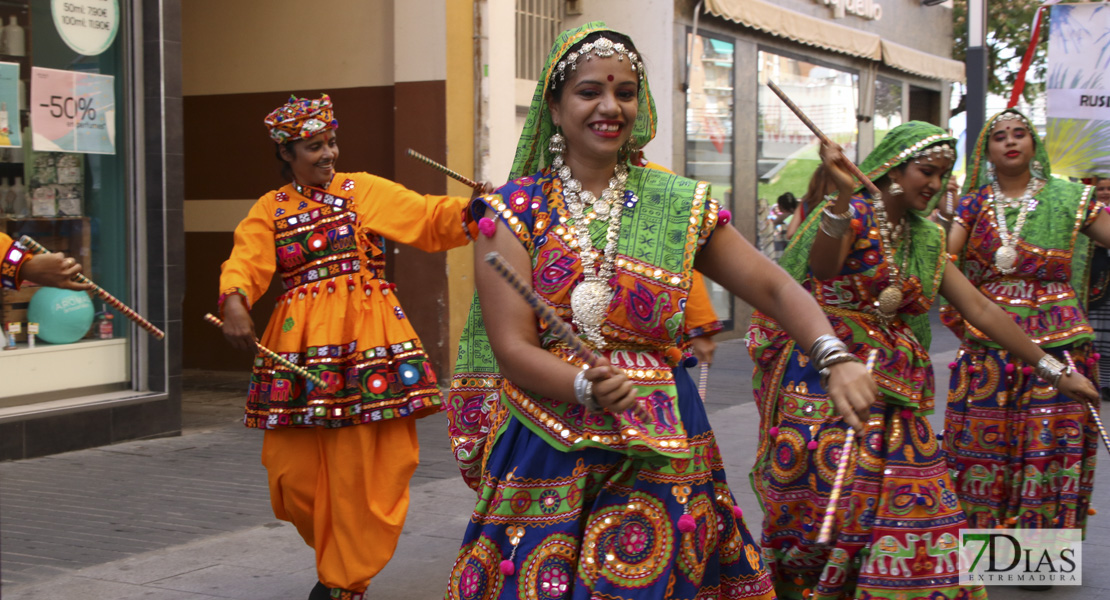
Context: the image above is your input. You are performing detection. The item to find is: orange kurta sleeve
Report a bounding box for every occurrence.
[0,232,32,290]
[686,271,723,338]
[357,174,475,253]
[219,195,278,311]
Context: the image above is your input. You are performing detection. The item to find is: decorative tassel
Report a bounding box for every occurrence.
[948,361,957,370]
[732,504,743,519]
[769,426,780,438]
[719,209,732,225]
[683,355,698,368]
[807,424,819,450]
[678,513,696,533]
[479,217,497,238]
[500,526,524,576]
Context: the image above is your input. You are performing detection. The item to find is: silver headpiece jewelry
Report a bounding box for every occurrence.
[911,143,956,165]
[991,112,1031,130]
[550,37,645,85]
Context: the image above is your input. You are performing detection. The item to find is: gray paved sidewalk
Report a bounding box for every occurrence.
[4,328,1110,599]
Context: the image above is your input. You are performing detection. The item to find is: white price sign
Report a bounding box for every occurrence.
[51,0,119,57]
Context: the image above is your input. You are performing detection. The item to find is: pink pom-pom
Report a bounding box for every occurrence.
[1004,364,1015,374]
[479,217,497,238]
[499,559,515,576]
[769,427,780,437]
[807,439,819,450]
[1022,366,1033,376]
[678,514,697,533]
[969,365,979,374]
[901,409,913,420]
[719,209,732,225]
[1095,353,1103,361]
[732,505,744,519]
[948,362,958,370]
[1088,358,1098,368]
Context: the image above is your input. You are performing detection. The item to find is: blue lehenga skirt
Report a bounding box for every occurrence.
[444,368,776,600]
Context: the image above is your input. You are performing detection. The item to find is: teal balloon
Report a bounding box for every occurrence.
[27,288,95,344]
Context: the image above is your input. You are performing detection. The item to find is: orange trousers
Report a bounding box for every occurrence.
[261,419,419,593]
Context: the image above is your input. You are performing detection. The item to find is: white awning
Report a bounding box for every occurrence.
[704,0,964,82]
[705,0,881,60]
[881,39,966,83]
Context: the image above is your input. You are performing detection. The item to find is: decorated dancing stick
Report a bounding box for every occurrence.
[18,235,166,340]
[203,313,325,388]
[767,81,882,199]
[817,349,879,545]
[698,363,710,402]
[483,252,600,367]
[407,149,483,190]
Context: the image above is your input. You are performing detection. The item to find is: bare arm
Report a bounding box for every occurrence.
[696,225,878,429]
[939,261,1098,402]
[809,144,857,281]
[785,201,803,237]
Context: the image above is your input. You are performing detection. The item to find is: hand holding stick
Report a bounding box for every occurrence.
[204,313,324,388]
[18,235,165,340]
[817,349,879,545]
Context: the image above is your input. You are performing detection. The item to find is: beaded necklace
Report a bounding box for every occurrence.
[553,150,628,348]
[990,178,1041,275]
[871,192,911,319]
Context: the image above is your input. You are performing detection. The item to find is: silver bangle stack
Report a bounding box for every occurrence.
[574,369,603,414]
[820,204,852,238]
[810,334,860,387]
[1035,354,1071,387]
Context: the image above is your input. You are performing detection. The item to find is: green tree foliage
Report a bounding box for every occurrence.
[952,0,1045,112]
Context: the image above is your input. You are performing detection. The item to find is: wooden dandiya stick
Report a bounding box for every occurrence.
[1064,350,1110,456]
[407,149,483,190]
[203,313,325,388]
[817,349,879,545]
[766,81,883,198]
[18,235,165,340]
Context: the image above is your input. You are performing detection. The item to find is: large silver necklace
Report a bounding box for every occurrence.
[871,192,911,320]
[553,151,627,348]
[990,178,1040,275]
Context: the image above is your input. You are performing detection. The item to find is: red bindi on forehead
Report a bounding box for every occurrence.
[607,74,614,81]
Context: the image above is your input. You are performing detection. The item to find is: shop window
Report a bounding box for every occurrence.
[910,85,941,125]
[756,50,858,259]
[875,77,903,146]
[685,32,733,327]
[1,0,130,405]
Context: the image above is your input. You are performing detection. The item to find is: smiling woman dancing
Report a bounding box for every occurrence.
[444,22,879,600]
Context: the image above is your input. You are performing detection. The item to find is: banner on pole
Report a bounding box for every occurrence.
[1046,3,1110,177]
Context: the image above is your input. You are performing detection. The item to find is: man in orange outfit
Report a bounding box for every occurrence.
[218,95,488,600]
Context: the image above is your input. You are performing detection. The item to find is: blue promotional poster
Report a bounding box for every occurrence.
[0,62,22,148]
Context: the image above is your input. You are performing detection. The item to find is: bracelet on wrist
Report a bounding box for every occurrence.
[574,369,603,414]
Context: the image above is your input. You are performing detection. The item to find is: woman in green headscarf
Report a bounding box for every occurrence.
[444,22,880,600]
[943,109,1110,543]
[747,121,1096,599]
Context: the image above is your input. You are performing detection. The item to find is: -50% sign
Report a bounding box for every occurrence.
[40,95,97,121]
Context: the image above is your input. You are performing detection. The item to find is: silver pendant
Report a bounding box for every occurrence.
[571,279,611,345]
[878,285,903,315]
[995,245,1018,272]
